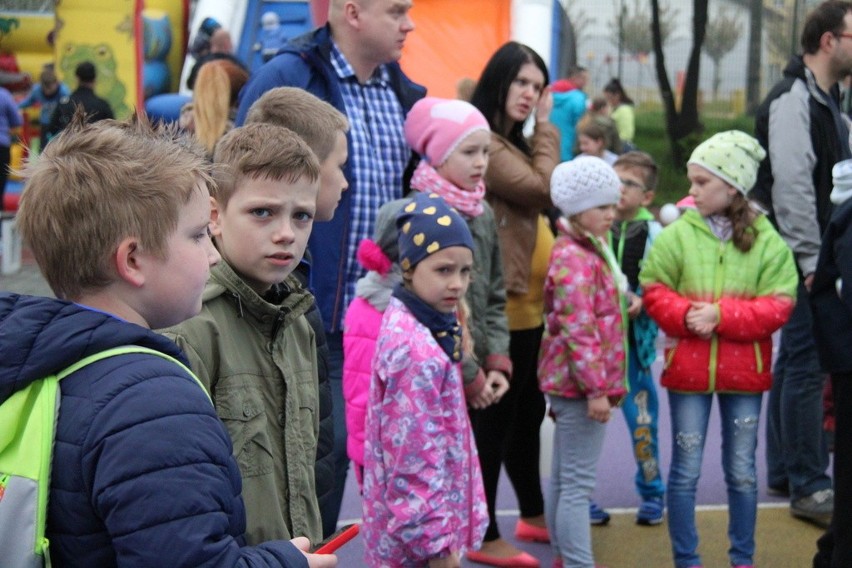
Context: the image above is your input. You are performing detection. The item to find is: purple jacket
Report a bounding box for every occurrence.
[362,297,487,566]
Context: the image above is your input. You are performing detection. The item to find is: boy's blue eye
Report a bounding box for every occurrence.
[251,208,271,218]
[294,211,313,222]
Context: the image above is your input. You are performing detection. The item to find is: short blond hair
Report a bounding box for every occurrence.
[211,123,321,207]
[244,87,349,162]
[17,114,214,300]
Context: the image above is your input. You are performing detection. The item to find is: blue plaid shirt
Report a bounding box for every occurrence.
[330,43,409,318]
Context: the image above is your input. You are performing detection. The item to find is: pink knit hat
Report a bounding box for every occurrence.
[404,97,490,166]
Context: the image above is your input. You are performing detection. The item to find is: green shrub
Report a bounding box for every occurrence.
[633,111,755,205]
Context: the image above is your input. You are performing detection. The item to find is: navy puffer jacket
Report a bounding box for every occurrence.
[0,293,307,567]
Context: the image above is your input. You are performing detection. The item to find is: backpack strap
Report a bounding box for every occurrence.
[0,345,210,568]
[56,345,212,402]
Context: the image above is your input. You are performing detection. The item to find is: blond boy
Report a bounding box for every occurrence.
[165,123,324,545]
[3,115,329,566]
[246,87,349,221]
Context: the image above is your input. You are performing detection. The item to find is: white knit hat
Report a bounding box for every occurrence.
[551,156,621,217]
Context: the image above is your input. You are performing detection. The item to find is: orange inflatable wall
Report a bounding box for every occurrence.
[399,0,510,99]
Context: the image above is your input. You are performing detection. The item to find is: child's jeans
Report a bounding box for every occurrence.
[546,396,606,568]
[666,391,762,568]
[621,348,665,500]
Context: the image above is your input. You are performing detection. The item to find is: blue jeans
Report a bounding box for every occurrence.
[547,396,607,568]
[621,348,665,500]
[321,331,348,536]
[766,280,831,500]
[667,391,762,568]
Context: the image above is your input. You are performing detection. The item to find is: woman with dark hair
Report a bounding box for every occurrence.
[467,41,561,568]
[603,77,635,145]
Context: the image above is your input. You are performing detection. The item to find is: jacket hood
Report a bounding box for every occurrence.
[552,90,583,110]
[0,292,187,405]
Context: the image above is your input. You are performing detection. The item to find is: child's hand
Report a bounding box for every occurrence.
[429,552,460,568]
[587,396,612,423]
[685,301,719,338]
[468,380,495,409]
[627,292,643,319]
[291,537,338,567]
[486,370,510,403]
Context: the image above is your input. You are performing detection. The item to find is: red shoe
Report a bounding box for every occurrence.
[515,518,550,543]
[466,549,540,567]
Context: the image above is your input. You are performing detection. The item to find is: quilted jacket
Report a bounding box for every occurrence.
[639,210,798,393]
[0,292,308,567]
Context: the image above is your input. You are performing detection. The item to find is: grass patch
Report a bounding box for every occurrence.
[633,111,755,205]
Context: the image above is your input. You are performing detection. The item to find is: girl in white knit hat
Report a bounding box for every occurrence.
[640,130,798,568]
[538,155,629,568]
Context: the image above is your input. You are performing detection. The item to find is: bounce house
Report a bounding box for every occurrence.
[0,0,190,211]
[180,0,573,98]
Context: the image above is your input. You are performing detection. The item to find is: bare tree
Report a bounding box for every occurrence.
[651,0,708,165]
[614,0,676,56]
[564,0,595,57]
[704,7,743,99]
[745,0,763,114]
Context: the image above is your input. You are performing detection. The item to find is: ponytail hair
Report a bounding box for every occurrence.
[193,59,249,154]
[727,193,759,252]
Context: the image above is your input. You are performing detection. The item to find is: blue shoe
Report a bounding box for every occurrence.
[636,496,664,525]
[589,501,610,525]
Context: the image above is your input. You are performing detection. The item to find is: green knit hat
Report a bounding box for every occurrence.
[687,130,766,194]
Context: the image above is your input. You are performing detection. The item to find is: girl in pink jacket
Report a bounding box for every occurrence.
[362,193,488,567]
[538,157,627,568]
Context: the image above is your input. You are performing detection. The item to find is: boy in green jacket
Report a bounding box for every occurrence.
[164,122,323,546]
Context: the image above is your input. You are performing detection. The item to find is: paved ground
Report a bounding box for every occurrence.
[0,249,52,297]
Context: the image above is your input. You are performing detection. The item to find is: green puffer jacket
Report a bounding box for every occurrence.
[639,210,797,393]
[163,260,322,545]
[374,197,513,389]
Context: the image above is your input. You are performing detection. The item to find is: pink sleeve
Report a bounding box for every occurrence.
[343,299,383,472]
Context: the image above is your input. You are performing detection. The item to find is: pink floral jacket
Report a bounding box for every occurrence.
[362,297,487,567]
[538,225,627,401]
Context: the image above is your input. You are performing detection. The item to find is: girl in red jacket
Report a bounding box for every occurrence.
[639,131,798,568]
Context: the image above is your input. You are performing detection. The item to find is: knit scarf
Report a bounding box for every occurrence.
[392,283,464,362]
[410,160,485,218]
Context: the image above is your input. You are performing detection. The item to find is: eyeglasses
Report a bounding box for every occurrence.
[835,32,852,40]
[619,178,646,191]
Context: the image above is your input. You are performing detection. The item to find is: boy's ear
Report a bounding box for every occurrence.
[209,196,224,237]
[113,237,146,288]
[641,190,656,207]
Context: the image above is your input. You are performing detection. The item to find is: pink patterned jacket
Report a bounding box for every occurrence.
[362,297,487,567]
[538,225,627,401]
